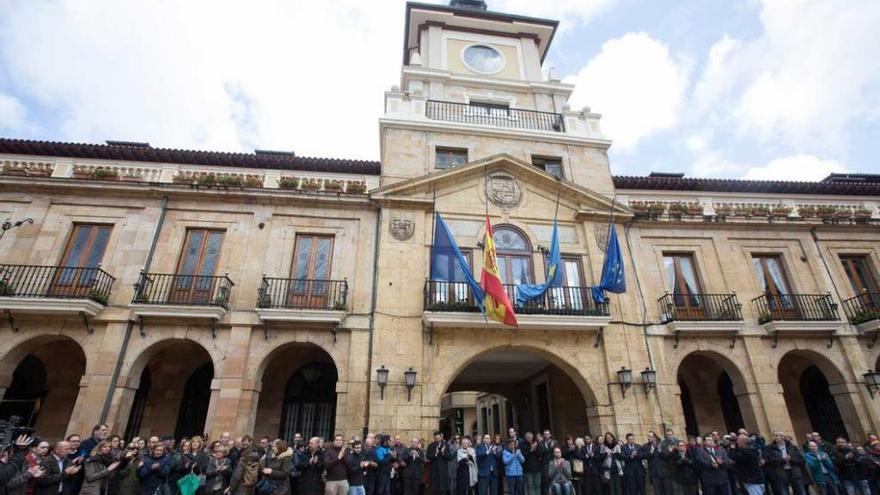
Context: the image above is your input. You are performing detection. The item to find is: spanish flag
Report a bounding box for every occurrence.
[481,216,518,327]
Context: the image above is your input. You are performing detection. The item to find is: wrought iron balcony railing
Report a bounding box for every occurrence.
[425,100,565,133]
[751,293,839,323]
[133,272,233,308]
[842,292,880,326]
[0,264,115,304]
[423,280,609,317]
[658,293,743,321]
[257,277,348,311]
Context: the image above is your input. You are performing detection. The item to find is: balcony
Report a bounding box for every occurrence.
[422,280,610,332]
[752,293,841,344]
[658,293,744,345]
[842,292,880,333]
[0,264,115,317]
[425,100,565,133]
[256,277,348,324]
[131,272,233,320]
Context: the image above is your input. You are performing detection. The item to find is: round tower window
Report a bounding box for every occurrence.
[462,45,504,74]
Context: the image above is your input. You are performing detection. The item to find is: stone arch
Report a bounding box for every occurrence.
[252,339,345,386]
[117,338,216,439]
[429,342,605,435]
[674,350,759,436]
[252,341,340,441]
[0,335,87,440]
[776,348,861,442]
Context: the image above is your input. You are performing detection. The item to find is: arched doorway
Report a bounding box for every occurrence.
[123,340,214,440]
[778,351,854,441]
[677,352,755,436]
[0,338,86,440]
[441,348,597,438]
[254,344,338,441]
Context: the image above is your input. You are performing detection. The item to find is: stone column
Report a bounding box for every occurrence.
[739,336,792,436]
[205,323,254,437]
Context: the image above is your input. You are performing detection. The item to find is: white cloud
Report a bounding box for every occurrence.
[742,154,847,182]
[0,93,27,132]
[565,32,689,153]
[495,0,617,30]
[692,0,880,150]
[0,0,405,159]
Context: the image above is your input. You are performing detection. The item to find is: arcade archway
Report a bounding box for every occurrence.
[778,351,856,441]
[676,351,756,436]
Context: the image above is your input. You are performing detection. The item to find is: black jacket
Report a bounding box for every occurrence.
[522,442,545,474]
[580,444,606,478]
[295,449,324,495]
[765,442,805,480]
[831,447,858,482]
[35,454,76,495]
[400,448,423,481]
[346,452,366,486]
[0,450,27,495]
[621,443,646,478]
[729,447,765,485]
[674,450,699,485]
[694,447,731,487]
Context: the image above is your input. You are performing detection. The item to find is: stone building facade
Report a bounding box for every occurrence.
[0,1,878,444]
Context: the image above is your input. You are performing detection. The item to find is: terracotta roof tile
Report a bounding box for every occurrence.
[612,175,880,197]
[0,138,381,175]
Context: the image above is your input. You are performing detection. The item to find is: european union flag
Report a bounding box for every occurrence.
[431,214,485,305]
[592,225,626,303]
[515,219,562,305]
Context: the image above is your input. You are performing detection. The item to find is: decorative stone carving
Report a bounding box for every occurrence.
[390,216,415,241]
[594,224,610,253]
[487,172,522,208]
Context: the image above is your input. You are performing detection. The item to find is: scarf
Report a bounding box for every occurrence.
[602,444,623,478]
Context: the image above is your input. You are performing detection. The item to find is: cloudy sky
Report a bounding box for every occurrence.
[0,0,878,180]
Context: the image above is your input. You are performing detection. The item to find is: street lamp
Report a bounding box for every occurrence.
[0,218,33,240]
[376,365,389,400]
[404,367,417,402]
[615,366,632,397]
[864,370,880,399]
[641,368,657,395]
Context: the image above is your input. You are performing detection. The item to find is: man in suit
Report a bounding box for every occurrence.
[476,435,501,495]
[621,434,646,495]
[695,436,732,495]
[35,441,81,495]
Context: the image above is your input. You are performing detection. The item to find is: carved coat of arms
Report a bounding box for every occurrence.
[390,217,414,241]
[487,173,522,208]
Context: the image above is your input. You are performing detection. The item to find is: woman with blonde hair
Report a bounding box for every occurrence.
[80,440,123,495]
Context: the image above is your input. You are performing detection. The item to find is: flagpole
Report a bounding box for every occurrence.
[553,176,562,221]
[430,183,437,248]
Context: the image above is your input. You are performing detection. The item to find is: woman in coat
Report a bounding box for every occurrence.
[204,444,231,495]
[454,438,476,495]
[547,447,574,495]
[118,443,142,495]
[601,433,623,495]
[261,441,294,495]
[138,445,172,495]
[81,441,123,495]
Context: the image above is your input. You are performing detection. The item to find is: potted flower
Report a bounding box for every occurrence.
[770,205,792,218]
[733,204,752,217]
[833,208,853,221]
[0,279,15,297]
[172,173,193,184]
[88,289,109,305]
[714,204,733,218]
[196,173,217,187]
[854,208,873,223]
[278,177,299,189]
[1,163,28,176]
[798,205,817,218]
[686,203,703,215]
[243,175,263,188]
[92,167,119,180]
[324,179,344,192]
[346,181,367,194]
[301,178,322,191]
[667,202,689,218]
[816,206,837,220]
[216,174,243,188]
[758,313,773,325]
[751,205,770,217]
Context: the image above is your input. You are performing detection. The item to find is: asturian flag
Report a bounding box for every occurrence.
[481,217,518,327]
[515,219,562,305]
[591,224,626,303]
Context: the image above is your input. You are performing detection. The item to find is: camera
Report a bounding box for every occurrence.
[0,416,37,451]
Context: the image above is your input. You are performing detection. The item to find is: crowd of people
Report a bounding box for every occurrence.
[3,424,880,495]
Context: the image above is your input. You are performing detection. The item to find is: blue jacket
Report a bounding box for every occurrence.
[502,450,525,477]
[804,452,838,484]
[476,444,500,477]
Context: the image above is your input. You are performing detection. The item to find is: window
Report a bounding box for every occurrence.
[53,224,112,294]
[289,235,334,307]
[532,156,563,179]
[548,256,586,310]
[663,254,704,316]
[431,249,473,304]
[840,255,879,295]
[172,229,224,303]
[469,101,510,117]
[436,147,468,169]
[494,226,533,285]
[462,44,505,74]
[752,254,794,312]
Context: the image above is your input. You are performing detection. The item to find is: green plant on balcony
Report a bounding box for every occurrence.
[833,208,853,221]
[816,205,838,220]
[301,179,322,191]
[714,204,733,217]
[854,208,873,224]
[0,279,16,296]
[333,300,346,311]
[88,289,109,305]
[750,205,770,217]
[257,291,272,308]
[324,179,344,192]
[346,181,367,194]
[216,174,243,188]
[196,173,217,186]
[758,313,773,325]
[733,204,752,217]
[797,205,818,218]
[243,175,264,188]
[278,177,299,189]
[770,205,792,218]
[213,294,228,306]
[91,167,119,180]
[850,309,880,325]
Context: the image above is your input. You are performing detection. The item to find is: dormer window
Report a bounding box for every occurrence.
[462,44,505,74]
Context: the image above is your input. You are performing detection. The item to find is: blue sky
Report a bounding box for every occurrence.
[0,0,877,180]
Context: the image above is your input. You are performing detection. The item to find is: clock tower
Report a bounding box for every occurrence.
[379,1,614,195]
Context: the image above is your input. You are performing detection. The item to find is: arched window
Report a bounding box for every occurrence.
[279,362,338,441]
[493,226,532,285]
[0,355,47,427]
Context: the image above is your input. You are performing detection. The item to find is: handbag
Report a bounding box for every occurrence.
[571,459,584,474]
[255,478,277,495]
